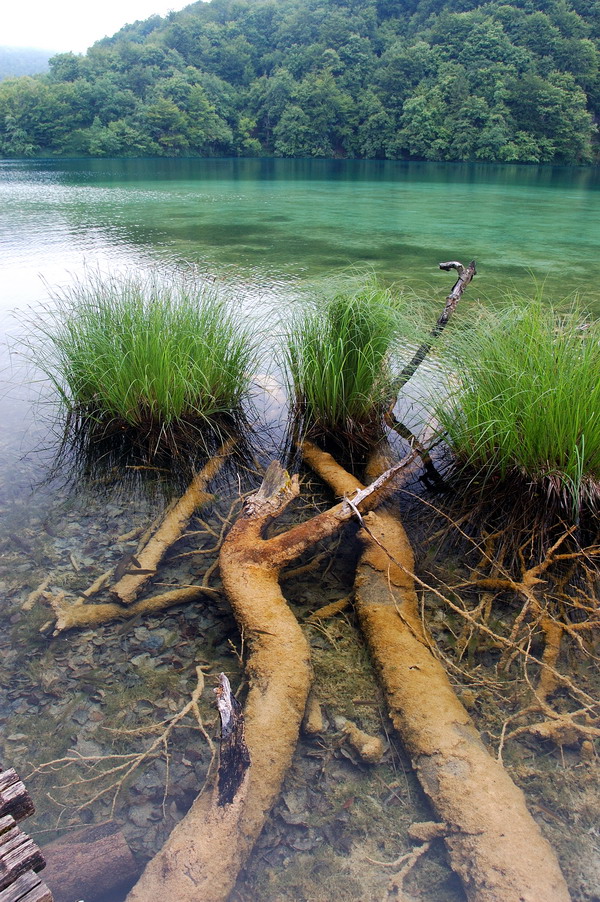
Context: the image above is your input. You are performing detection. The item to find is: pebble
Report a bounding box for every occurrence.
[131,653,152,666]
[128,803,156,827]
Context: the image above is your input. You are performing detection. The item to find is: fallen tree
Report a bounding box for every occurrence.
[302,440,571,902]
[126,455,416,902]
[35,259,577,900]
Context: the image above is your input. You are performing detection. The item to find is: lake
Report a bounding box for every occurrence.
[0,157,598,902]
[3,157,600,312]
[2,157,599,491]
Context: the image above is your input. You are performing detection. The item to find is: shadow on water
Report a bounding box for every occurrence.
[41,413,259,497]
[24,157,600,193]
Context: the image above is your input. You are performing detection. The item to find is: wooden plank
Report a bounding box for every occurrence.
[0,776,17,796]
[0,870,52,902]
[0,773,35,825]
[0,824,46,891]
[0,819,16,839]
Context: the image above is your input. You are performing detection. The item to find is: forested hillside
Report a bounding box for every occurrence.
[0,47,51,81]
[1,0,598,163]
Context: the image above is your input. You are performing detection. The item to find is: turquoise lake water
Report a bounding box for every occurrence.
[2,156,599,494]
[2,158,599,315]
[0,158,598,900]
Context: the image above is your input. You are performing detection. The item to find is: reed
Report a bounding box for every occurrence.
[282,280,403,442]
[27,271,257,444]
[435,299,600,521]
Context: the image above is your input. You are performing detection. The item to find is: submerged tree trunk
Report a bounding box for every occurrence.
[126,458,415,902]
[112,440,234,605]
[41,822,139,902]
[302,441,570,902]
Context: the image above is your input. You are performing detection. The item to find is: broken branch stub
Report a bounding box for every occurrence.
[215,674,250,807]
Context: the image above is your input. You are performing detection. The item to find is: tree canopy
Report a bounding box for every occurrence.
[1,0,598,163]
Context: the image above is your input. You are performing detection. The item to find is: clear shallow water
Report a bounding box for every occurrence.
[0,157,599,900]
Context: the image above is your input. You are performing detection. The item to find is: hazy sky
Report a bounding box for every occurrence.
[4,0,196,54]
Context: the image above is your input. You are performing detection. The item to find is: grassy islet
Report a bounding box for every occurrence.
[434,298,600,522]
[27,271,257,449]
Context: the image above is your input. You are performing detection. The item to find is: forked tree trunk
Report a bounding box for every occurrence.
[126,458,412,902]
[302,441,571,902]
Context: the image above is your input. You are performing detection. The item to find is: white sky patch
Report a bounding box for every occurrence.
[3,0,197,55]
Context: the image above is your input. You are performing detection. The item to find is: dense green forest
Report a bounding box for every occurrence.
[1,0,599,163]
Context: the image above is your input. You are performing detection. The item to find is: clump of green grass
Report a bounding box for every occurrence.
[282,280,404,443]
[434,299,600,523]
[29,271,257,449]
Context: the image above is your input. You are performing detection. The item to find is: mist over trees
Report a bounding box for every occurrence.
[0,47,52,82]
[0,0,598,163]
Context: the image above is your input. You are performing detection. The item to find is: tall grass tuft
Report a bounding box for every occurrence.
[282,280,405,443]
[434,299,600,522]
[26,271,257,448]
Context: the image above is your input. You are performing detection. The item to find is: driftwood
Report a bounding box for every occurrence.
[394,259,476,392]
[112,440,234,604]
[41,822,140,902]
[49,585,214,635]
[126,456,415,902]
[0,769,52,902]
[302,441,571,902]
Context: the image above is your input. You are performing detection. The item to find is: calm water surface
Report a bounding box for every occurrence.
[3,158,600,314]
[2,157,599,489]
[0,158,598,899]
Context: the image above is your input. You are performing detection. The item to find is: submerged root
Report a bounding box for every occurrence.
[27,667,215,819]
[40,443,234,634]
[497,615,600,754]
[112,440,235,604]
[458,531,600,752]
[369,838,434,902]
[334,716,385,764]
[46,585,218,635]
